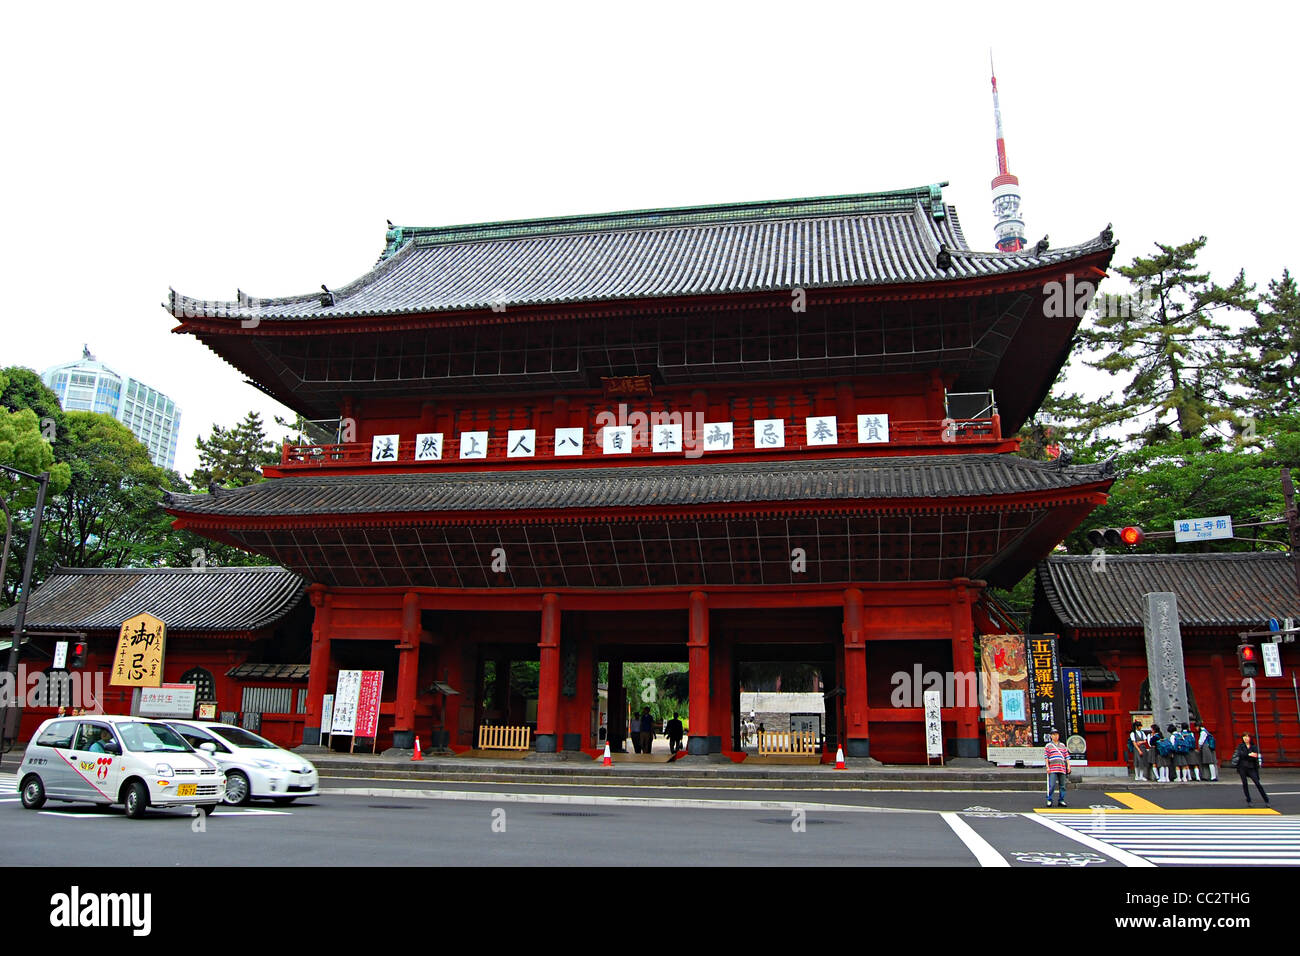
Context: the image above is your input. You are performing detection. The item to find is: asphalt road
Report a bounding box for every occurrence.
[1,775,1295,867]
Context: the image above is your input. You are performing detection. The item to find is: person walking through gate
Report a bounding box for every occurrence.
[1233,733,1269,805]
[639,707,654,755]
[665,712,684,754]
[1044,729,1070,808]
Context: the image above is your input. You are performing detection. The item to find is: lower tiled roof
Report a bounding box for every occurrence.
[0,566,306,632]
[164,455,1115,520]
[1037,553,1299,630]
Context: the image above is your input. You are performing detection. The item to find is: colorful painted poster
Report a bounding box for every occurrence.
[111,612,166,688]
[354,670,384,738]
[980,633,1037,765]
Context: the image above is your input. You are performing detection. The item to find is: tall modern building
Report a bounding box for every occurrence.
[42,347,182,470]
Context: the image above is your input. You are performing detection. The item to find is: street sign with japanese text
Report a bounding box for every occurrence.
[110,612,166,687]
[1261,642,1282,678]
[1173,515,1233,543]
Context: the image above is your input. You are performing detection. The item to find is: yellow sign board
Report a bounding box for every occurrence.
[111,612,166,687]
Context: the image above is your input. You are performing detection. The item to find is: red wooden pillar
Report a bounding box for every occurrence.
[687,591,710,755]
[709,633,732,755]
[843,587,870,758]
[392,591,420,749]
[536,593,561,753]
[303,585,332,746]
[950,579,980,758]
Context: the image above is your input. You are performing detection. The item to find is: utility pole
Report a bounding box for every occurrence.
[1,467,50,769]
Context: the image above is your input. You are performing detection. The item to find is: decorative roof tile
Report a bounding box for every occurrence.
[164,455,1116,520]
[0,566,306,633]
[1036,553,1299,630]
[169,186,1114,322]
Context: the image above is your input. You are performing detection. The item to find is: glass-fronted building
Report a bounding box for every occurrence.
[43,347,182,470]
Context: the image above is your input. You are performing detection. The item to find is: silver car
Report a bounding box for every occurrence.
[17,714,224,818]
[167,720,318,806]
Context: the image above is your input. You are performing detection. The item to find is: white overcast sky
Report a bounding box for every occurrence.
[3,1,1296,477]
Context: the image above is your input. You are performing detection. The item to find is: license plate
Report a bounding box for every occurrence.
[176,784,197,797]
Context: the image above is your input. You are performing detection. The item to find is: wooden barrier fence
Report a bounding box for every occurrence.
[477,724,532,751]
[757,731,818,756]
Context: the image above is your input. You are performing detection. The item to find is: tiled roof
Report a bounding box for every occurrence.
[164,455,1116,520]
[1036,553,1299,630]
[169,186,1114,321]
[0,566,306,632]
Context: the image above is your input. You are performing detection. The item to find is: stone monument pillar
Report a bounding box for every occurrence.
[1142,592,1189,732]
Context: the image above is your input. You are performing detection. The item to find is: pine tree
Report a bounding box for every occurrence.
[189,412,280,489]
[1240,269,1300,418]
[1079,238,1255,444]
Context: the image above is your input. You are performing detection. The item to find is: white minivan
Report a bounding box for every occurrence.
[17,714,225,818]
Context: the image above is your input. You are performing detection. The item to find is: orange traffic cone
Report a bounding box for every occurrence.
[602,742,613,767]
[412,736,424,761]
[834,745,846,770]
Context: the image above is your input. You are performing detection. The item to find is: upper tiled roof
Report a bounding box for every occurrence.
[164,454,1116,520]
[169,185,1114,321]
[1036,553,1299,631]
[0,566,306,632]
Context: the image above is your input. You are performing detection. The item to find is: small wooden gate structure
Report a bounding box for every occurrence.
[477,724,532,751]
[757,730,817,756]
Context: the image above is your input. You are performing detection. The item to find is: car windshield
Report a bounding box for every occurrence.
[118,722,193,753]
[211,726,279,750]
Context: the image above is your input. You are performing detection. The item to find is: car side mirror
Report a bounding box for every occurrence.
[199,742,217,754]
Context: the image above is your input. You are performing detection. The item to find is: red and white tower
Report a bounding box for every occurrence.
[989,54,1026,252]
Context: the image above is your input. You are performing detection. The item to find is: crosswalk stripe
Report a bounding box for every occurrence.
[1041,812,1300,866]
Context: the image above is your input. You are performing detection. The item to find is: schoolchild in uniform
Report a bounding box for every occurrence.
[1128,720,1149,781]
[1197,723,1218,781]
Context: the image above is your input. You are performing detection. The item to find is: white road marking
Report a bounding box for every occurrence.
[940,811,1009,867]
[1025,813,1155,867]
[324,786,925,814]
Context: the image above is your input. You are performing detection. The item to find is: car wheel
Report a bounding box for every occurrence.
[224,770,251,806]
[199,803,217,816]
[124,781,149,819]
[20,775,46,810]
[271,797,296,806]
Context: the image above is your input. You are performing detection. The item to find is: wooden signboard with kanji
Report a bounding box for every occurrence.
[111,612,167,687]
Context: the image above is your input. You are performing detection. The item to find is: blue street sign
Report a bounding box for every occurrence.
[1268,618,1280,632]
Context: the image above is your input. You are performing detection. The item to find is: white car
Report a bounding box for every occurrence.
[17,714,224,818]
[167,720,318,806]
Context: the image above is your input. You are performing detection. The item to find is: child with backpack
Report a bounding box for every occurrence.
[1128,720,1149,781]
[1197,724,1218,781]
[1172,722,1197,781]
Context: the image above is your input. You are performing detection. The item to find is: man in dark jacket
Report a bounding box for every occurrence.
[1233,733,1269,805]
[665,713,684,754]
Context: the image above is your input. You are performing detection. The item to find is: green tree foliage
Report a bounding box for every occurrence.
[190,411,280,489]
[1239,269,1300,418]
[1080,237,1256,443]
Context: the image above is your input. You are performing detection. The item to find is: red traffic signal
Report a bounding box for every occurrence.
[1237,643,1258,678]
[1086,526,1145,548]
[70,641,88,669]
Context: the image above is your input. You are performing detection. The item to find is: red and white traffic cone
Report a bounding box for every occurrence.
[602,742,613,767]
[412,736,424,761]
[834,746,846,770]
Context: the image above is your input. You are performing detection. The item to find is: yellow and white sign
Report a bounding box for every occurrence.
[111,613,167,687]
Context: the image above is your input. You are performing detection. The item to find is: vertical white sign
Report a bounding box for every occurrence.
[924,689,943,758]
[331,671,362,735]
[53,641,69,669]
[1261,642,1282,678]
[320,694,335,735]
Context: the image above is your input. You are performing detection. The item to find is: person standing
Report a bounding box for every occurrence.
[1128,720,1149,781]
[639,707,654,756]
[1233,733,1269,805]
[665,712,684,754]
[1197,724,1218,781]
[1044,729,1070,808]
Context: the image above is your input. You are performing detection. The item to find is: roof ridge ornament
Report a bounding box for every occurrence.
[1100,223,1114,245]
[319,284,335,307]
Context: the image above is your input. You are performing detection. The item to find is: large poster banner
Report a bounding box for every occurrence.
[1062,667,1084,738]
[354,671,384,738]
[111,612,166,688]
[1026,635,1064,745]
[331,670,362,735]
[980,633,1034,765]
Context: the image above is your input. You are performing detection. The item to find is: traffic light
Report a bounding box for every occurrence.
[1237,643,1259,678]
[70,641,87,669]
[1086,526,1145,548]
